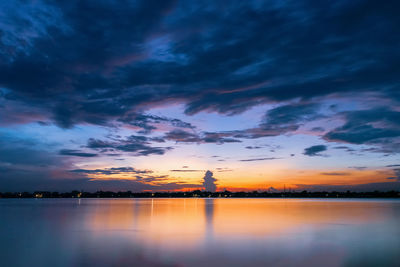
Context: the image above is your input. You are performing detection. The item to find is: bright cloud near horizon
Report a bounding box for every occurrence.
[0,0,399,192]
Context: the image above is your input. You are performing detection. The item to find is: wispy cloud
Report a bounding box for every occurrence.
[70,167,152,175]
[320,172,350,176]
[239,157,281,162]
[170,169,204,172]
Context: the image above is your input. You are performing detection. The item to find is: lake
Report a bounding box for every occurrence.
[1,198,399,266]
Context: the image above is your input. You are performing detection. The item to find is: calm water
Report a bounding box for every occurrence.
[1,198,399,267]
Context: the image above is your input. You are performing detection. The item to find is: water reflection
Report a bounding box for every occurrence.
[205,198,214,242]
[1,198,399,266]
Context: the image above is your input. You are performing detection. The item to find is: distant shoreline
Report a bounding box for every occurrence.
[1,190,399,199]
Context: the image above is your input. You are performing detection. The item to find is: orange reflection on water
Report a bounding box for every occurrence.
[212,199,386,237]
[86,198,387,247]
[87,199,207,248]
[3,198,398,266]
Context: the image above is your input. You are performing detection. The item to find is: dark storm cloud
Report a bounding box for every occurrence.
[59,149,98,157]
[260,103,321,132]
[87,135,172,156]
[0,0,178,128]
[324,108,400,144]
[303,145,327,157]
[0,0,399,128]
[324,108,400,152]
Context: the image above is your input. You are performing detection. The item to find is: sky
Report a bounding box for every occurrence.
[0,0,399,192]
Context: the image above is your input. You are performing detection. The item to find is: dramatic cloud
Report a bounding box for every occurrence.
[303,145,327,157]
[203,170,217,192]
[258,103,321,135]
[324,108,400,149]
[1,0,400,192]
[0,0,398,129]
